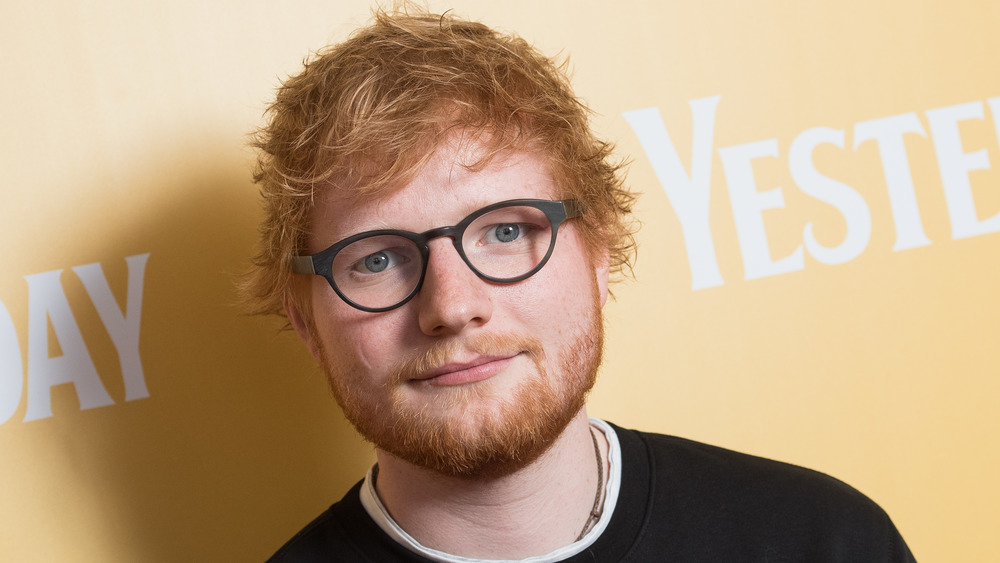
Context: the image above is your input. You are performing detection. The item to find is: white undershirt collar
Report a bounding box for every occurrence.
[359,418,622,563]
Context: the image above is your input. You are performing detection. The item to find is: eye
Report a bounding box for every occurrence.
[486,223,523,244]
[355,249,405,273]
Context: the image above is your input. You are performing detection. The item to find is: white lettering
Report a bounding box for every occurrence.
[790,127,872,265]
[625,94,998,288]
[854,113,932,251]
[719,139,804,279]
[623,96,724,289]
[24,270,114,421]
[73,253,150,402]
[926,101,1000,239]
[0,301,22,424]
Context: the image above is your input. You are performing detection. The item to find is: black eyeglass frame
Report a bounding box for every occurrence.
[291,198,585,313]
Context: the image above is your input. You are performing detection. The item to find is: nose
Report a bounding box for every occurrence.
[416,237,493,336]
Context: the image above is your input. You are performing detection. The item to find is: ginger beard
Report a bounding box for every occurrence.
[311,295,604,478]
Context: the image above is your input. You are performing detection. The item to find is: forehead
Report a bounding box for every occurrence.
[307,139,558,250]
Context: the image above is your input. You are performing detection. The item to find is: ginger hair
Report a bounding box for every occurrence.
[243,7,636,318]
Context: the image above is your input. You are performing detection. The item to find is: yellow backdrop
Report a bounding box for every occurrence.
[2,1,997,561]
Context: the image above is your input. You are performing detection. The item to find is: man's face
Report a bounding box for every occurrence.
[290,135,610,477]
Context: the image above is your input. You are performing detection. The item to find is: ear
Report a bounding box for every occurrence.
[284,296,322,362]
[594,249,611,308]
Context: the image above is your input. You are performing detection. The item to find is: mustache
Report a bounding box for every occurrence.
[389,333,544,386]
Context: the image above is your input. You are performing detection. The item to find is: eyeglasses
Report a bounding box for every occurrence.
[291,199,584,312]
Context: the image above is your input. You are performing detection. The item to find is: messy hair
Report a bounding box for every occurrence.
[243,7,636,318]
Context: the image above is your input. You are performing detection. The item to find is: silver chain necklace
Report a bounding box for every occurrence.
[575,428,604,541]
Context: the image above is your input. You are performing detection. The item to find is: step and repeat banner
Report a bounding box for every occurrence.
[2,1,997,560]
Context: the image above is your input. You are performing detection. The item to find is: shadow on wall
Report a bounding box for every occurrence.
[11,133,374,561]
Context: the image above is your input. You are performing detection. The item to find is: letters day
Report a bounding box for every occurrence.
[0,253,150,425]
[625,95,1000,290]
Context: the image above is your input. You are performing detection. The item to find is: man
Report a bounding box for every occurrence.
[246,8,916,562]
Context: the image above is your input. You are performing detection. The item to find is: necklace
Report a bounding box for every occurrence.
[575,428,604,541]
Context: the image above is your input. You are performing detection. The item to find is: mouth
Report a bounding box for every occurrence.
[414,354,520,386]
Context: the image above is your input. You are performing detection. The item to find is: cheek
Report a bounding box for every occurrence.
[310,286,412,378]
[504,243,599,341]
[548,234,601,305]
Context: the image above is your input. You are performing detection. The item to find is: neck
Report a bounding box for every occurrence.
[373,409,608,559]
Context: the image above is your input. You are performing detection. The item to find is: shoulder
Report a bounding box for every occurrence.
[642,429,876,513]
[609,425,915,561]
[266,481,425,563]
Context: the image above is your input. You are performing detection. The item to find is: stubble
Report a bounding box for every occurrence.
[314,299,604,478]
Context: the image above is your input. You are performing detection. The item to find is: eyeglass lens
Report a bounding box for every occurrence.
[331,205,555,310]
